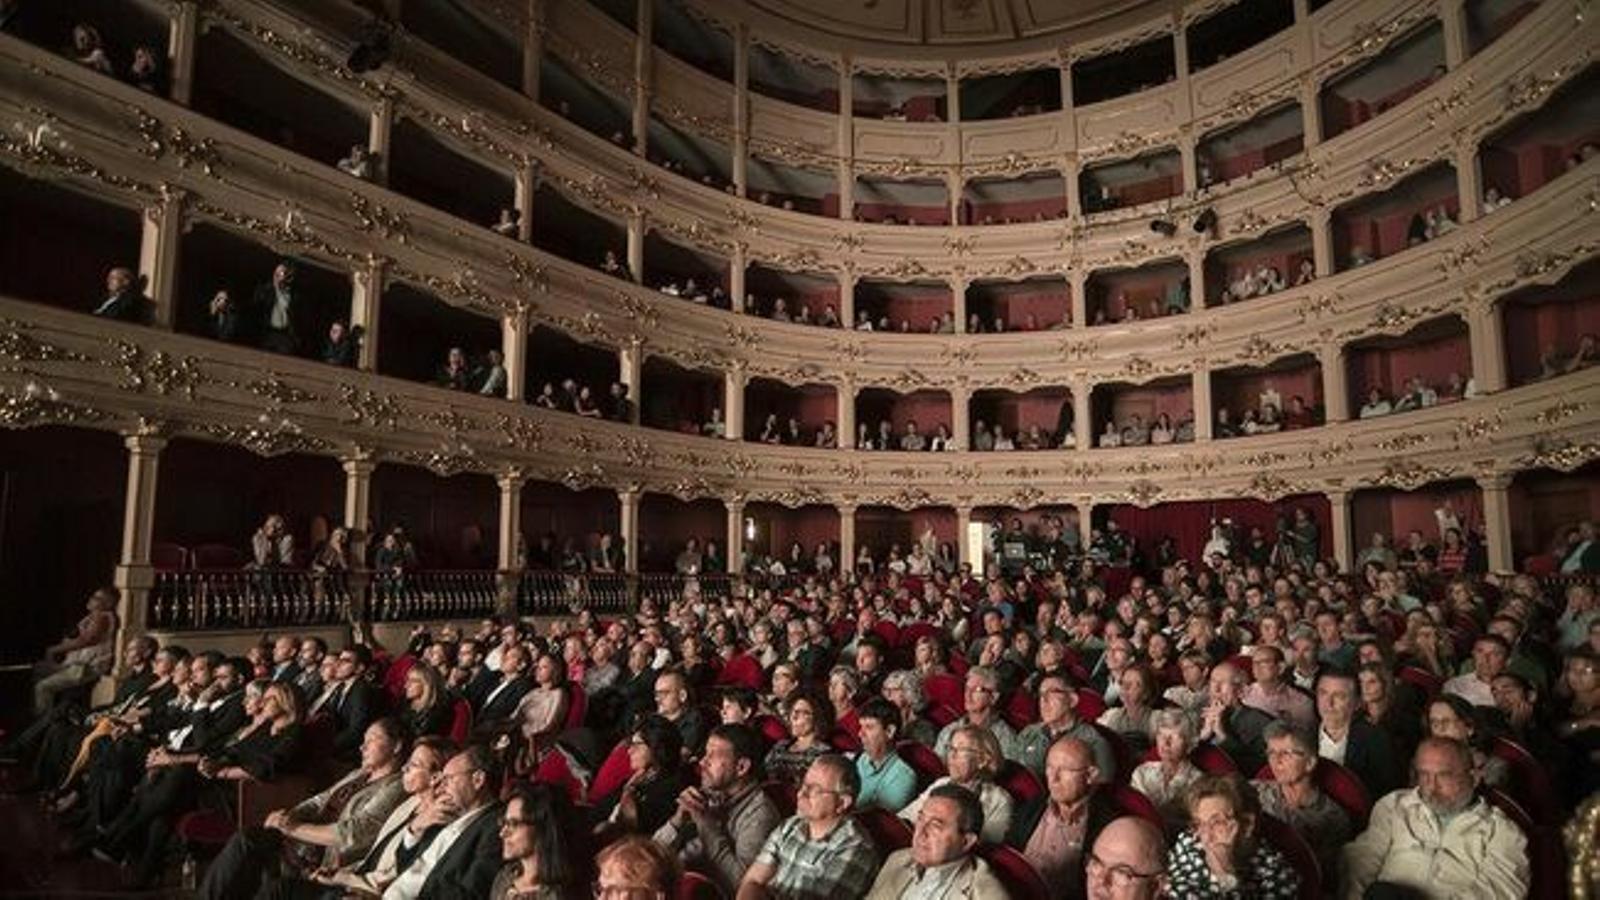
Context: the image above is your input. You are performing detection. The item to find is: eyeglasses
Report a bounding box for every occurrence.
[1086,852,1163,888]
[796,782,844,798]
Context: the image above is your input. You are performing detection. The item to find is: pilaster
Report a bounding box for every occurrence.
[496,469,526,574]
[631,0,653,157]
[1310,208,1334,277]
[952,276,968,333]
[619,337,643,424]
[138,188,185,330]
[1069,269,1088,328]
[724,363,747,441]
[1300,76,1323,149]
[167,1,199,107]
[350,257,385,372]
[502,307,528,402]
[839,269,856,328]
[1478,473,1514,573]
[1319,343,1349,422]
[838,54,855,220]
[955,506,973,568]
[514,159,537,242]
[838,503,857,571]
[732,23,750,197]
[627,212,646,284]
[1456,145,1483,223]
[521,0,544,100]
[730,245,747,314]
[839,378,858,448]
[368,97,394,185]
[1441,0,1469,69]
[115,428,165,671]
[619,487,641,575]
[1327,489,1353,572]
[1468,302,1507,393]
[951,385,971,450]
[1072,380,1092,450]
[726,499,746,576]
[1193,367,1214,441]
[1186,249,1206,311]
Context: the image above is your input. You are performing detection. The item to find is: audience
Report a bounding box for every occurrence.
[1167,773,1299,897]
[738,754,879,899]
[866,783,1008,899]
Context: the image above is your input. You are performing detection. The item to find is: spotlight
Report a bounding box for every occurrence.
[1192,208,1217,234]
[347,19,393,74]
[1149,218,1177,237]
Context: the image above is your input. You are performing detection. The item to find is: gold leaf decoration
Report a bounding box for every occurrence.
[0,381,109,428]
[110,341,205,398]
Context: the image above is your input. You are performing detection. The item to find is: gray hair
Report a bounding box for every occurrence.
[883,669,925,710]
[1149,707,1196,745]
[829,665,862,696]
[1262,720,1316,756]
[965,665,1000,690]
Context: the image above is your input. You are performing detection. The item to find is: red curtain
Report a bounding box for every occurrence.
[1107,496,1333,562]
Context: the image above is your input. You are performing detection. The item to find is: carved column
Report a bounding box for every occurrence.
[166,1,199,106]
[839,269,856,329]
[619,487,641,575]
[950,385,971,450]
[368,97,394,185]
[502,307,528,402]
[729,245,747,314]
[946,62,961,123]
[138,188,185,330]
[952,275,968,333]
[838,378,858,448]
[114,428,165,672]
[496,469,526,615]
[838,503,857,572]
[1179,135,1199,200]
[956,506,972,569]
[513,158,537,243]
[342,453,376,542]
[1456,145,1483,223]
[521,0,544,100]
[1327,489,1353,572]
[1310,208,1334,277]
[1072,380,1092,450]
[1300,76,1323,149]
[726,498,746,576]
[1193,367,1215,441]
[1187,248,1207,311]
[1468,302,1507,394]
[947,172,963,226]
[619,337,643,424]
[1319,343,1349,422]
[632,0,652,157]
[1478,473,1515,572]
[1069,270,1088,329]
[1441,0,1469,69]
[732,23,750,198]
[838,54,854,220]
[627,212,646,284]
[724,363,747,441]
[350,257,385,372]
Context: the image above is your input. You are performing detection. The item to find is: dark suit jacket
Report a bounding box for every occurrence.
[1005,789,1120,850]
[251,283,312,349]
[461,667,496,711]
[475,674,531,726]
[417,800,505,900]
[94,289,151,324]
[1342,718,1404,798]
[332,679,383,758]
[182,692,248,753]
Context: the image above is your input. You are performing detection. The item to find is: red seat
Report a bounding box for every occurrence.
[924,673,963,712]
[674,871,726,900]
[151,542,189,571]
[1190,745,1238,774]
[996,761,1044,805]
[854,807,913,853]
[1396,666,1443,699]
[1091,723,1134,783]
[828,728,862,752]
[948,655,970,677]
[872,621,901,647]
[1074,689,1107,721]
[1001,690,1039,730]
[193,542,248,569]
[977,844,1049,899]
[762,780,797,817]
[383,655,417,703]
[1490,736,1559,826]
[531,749,586,804]
[754,714,789,744]
[1106,784,1164,828]
[897,740,948,787]
[1256,759,1372,827]
[899,622,939,649]
[1258,813,1321,900]
[448,698,472,743]
[564,683,587,730]
[715,654,765,691]
[1482,787,1564,900]
[588,742,633,804]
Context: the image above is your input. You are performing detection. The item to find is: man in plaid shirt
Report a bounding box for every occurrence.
[737,753,880,900]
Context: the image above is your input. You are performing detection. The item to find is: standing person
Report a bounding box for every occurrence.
[253,260,312,355]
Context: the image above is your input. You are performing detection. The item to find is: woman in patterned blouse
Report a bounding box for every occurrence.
[1166,773,1299,899]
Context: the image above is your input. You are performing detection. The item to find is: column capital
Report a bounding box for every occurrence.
[121,417,171,449]
[1476,471,1514,492]
[837,502,858,516]
[340,451,377,475]
[496,467,527,491]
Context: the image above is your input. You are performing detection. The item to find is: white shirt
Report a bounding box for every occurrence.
[1442,673,1496,707]
[1342,791,1528,900]
[269,287,292,330]
[1318,725,1349,765]
[383,801,494,900]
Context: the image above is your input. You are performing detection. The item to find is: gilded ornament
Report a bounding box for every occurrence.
[497,414,544,450]
[1121,356,1155,379]
[1124,459,1162,476]
[1376,432,1430,452]
[419,408,479,434]
[1126,480,1164,506]
[204,414,329,457]
[1175,323,1216,350]
[724,454,759,478]
[618,436,655,468]
[1297,294,1339,321]
[833,461,865,483]
[1247,471,1302,501]
[0,381,109,428]
[111,341,205,398]
[1008,486,1046,509]
[944,236,975,257]
[1369,458,1456,490]
[1062,461,1104,481]
[1241,450,1290,468]
[943,463,980,483]
[557,463,607,491]
[1437,237,1491,273]
[239,374,322,406]
[0,320,92,363]
[1453,413,1504,444]
[1534,400,1586,426]
[1520,437,1600,472]
[504,253,550,293]
[339,383,405,429]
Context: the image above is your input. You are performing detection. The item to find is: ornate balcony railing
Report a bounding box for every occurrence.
[368,569,501,623]
[149,568,353,631]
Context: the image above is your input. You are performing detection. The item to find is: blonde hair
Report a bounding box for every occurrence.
[952,724,1003,780]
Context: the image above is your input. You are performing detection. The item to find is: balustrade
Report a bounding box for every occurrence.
[148,568,352,630]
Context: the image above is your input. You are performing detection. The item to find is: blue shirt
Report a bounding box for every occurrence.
[854,750,918,813]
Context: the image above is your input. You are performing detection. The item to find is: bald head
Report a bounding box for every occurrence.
[1087,816,1167,900]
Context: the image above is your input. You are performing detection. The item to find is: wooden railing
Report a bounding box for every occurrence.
[367,569,501,622]
[148,568,353,630]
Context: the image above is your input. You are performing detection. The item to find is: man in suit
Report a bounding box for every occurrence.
[1007,736,1121,900]
[253,260,311,355]
[452,638,496,711]
[1199,661,1273,776]
[867,783,1009,900]
[473,642,531,732]
[91,267,151,324]
[1315,668,1403,798]
[269,634,302,684]
[382,743,503,900]
[329,646,383,761]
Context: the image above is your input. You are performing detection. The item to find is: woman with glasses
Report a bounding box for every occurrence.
[1252,721,1350,881]
[493,782,576,899]
[1422,694,1507,787]
[898,724,1012,843]
[1167,773,1298,898]
[594,714,685,842]
[763,690,834,785]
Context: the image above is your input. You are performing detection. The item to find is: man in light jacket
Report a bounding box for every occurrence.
[867,783,1009,900]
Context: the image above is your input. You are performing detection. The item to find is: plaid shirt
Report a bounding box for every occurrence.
[754,815,880,900]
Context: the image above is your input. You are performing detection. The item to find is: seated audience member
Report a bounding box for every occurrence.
[491,208,520,237]
[1242,645,1316,731]
[738,754,880,900]
[337,144,376,180]
[1442,634,1509,707]
[1254,721,1352,878]
[1421,694,1508,788]
[127,45,163,93]
[1167,774,1299,898]
[599,834,681,898]
[933,666,1019,761]
[30,587,116,716]
[1129,709,1203,825]
[1315,669,1403,798]
[437,347,473,391]
[852,698,918,813]
[1016,674,1115,780]
[1358,387,1393,418]
[899,725,1012,844]
[322,320,359,367]
[399,663,454,739]
[1007,736,1119,900]
[198,717,410,899]
[71,24,112,73]
[491,781,576,900]
[96,680,302,888]
[882,670,940,748]
[654,723,783,896]
[652,669,710,758]
[866,784,1009,900]
[1086,816,1169,900]
[594,714,686,841]
[92,267,151,324]
[765,690,833,785]
[1098,664,1159,755]
[476,349,507,397]
[381,742,505,900]
[1198,662,1272,776]
[474,641,533,731]
[1341,737,1529,899]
